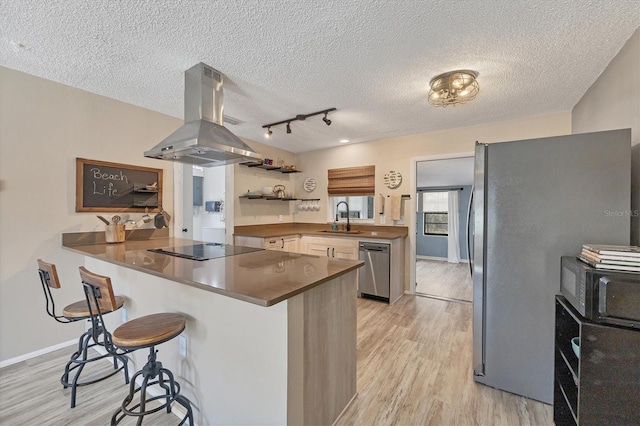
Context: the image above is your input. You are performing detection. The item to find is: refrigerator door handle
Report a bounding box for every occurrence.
[466,186,474,277]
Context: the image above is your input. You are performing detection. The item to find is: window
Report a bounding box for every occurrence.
[422,192,449,235]
[330,196,375,221]
[327,165,376,222]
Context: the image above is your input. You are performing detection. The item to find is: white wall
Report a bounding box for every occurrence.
[0,67,181,362]
[295,112,571,225]
[233,140,297,226]
[572,28,640,245]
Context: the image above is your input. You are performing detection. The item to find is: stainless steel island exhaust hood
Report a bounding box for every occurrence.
[145,63,262,167]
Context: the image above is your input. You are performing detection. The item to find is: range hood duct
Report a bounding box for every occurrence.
[144,63,262,167]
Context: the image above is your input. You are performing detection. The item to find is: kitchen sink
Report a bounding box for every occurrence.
[319,230,363,234]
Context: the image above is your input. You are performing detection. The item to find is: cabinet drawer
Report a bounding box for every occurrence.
[264,238,281,250]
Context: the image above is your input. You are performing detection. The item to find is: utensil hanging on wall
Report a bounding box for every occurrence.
[141,207,152,224]
[97,215,111,225]
[154,206,170,229]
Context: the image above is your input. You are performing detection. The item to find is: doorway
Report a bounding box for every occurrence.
[414,156,474,303]
[173,163,230,244]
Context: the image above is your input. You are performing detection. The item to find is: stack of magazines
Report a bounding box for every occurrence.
[579,244,640,272]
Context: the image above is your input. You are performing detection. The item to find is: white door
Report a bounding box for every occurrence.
[173,163,193,239]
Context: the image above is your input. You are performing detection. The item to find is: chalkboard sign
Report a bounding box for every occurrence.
[75,158,163,212]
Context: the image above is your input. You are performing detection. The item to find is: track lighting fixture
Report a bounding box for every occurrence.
[262,107,336,136]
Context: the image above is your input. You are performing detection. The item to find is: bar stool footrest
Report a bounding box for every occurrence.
[60,328,130,408]
[111,365,194,425]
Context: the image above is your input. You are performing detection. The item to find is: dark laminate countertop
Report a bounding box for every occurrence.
[63,236,363,307]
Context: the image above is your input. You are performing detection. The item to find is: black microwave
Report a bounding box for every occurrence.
[560,256,640,328]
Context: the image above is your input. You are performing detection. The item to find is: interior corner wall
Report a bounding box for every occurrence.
[572,28,640,245]
[0,66,181,362]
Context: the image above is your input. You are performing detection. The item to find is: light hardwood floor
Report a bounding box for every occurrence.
[416,259,473,302]
[0,349,180,425]
[1,296,552,425]
[336,296,552,425]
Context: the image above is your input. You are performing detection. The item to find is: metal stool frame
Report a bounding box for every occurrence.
[81,270,193,426]
[37,262,130,408]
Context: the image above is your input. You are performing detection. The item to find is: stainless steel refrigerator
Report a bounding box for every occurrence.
[471,129,631,404]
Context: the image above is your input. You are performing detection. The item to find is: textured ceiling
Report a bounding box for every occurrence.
[1,1,639,153]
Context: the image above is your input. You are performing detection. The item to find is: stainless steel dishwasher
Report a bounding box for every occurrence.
[358,242,390,302]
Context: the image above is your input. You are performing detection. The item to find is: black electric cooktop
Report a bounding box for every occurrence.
[148,243,263,261]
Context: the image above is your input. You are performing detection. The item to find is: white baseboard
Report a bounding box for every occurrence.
[0,338,77,368]
[416,255,470,264]
[416,255,447,261]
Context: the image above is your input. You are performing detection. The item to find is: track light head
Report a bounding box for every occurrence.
[286,122,292,134]
[265,127,272,138]
[322,112,331,126]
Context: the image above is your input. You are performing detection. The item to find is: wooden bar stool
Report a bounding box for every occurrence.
[79,267,194,426]
[37,259,129,408]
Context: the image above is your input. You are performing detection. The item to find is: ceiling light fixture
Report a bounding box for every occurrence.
[262,108,336,136]
[339,139,349,143]
[428,70,479,107]
[265,127,272,138]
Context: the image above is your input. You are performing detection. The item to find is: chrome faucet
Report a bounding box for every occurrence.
[336,201,351,231]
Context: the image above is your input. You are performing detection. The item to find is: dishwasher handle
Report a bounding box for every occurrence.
[359,242,390,253]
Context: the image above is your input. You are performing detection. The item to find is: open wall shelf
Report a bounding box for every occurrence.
[240,161,302,173]
[239,195,297,201]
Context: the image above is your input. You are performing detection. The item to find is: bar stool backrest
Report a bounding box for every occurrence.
[79,266,119,315]
[37,259,70,322]
[37,259,61,289]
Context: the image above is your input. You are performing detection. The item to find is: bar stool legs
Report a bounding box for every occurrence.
[61,321,130,408]
[111,347,193,426]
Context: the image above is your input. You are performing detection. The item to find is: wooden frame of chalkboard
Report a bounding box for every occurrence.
[75,158,163,212]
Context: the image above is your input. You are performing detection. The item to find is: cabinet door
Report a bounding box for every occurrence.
[332,244,359,260]
[307,243,330,257]
[234,236,263,248]
[282,237,299,253]
[329,239,359,260]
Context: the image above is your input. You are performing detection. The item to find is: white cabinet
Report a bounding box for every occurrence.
[234,235,299,252]
[233,236,263,249]
[264,235,299,252]
[301,236,359,260]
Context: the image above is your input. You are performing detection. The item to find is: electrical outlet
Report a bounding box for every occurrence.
[121,307,127,323]
[178,335,187,357]
[380,215,386,224]
[278,214,283,222]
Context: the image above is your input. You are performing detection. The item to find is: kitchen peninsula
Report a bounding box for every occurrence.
[62,230,363,425]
